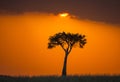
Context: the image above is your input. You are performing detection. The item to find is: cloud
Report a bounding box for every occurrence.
[0,0,120,24]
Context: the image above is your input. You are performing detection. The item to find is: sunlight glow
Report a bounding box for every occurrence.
[59,13,69,17]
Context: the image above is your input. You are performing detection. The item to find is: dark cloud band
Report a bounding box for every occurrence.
[0,0,120,24]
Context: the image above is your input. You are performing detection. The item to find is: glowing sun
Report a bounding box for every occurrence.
[59,13,69,17]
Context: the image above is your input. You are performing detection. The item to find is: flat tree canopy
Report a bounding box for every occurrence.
[48,32,87,76]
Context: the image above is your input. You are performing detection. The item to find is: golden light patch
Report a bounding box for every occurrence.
[59,13,69,17]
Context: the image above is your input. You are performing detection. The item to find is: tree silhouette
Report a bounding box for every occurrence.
[48,32,87,76]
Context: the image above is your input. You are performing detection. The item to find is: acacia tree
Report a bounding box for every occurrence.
[48,32,86,76]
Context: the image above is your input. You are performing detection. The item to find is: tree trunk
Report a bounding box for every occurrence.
[62,52,68,76]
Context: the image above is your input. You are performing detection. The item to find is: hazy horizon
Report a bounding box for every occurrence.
[0,12,120,76]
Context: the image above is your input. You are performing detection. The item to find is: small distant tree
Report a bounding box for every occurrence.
[48,32,86,76]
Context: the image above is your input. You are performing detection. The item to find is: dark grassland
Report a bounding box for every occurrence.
[0,75,120,82]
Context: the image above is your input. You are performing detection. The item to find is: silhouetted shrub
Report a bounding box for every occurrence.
[0,75,120,82]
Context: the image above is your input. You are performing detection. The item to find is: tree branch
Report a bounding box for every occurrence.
[60,44,66,52]
[68,45,72,54]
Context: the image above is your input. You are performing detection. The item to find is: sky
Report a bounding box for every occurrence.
[0,0,120,76]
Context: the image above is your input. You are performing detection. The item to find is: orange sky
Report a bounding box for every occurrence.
[0,13,120,76]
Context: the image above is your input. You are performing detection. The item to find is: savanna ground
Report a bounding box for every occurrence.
[0,75,120,82]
